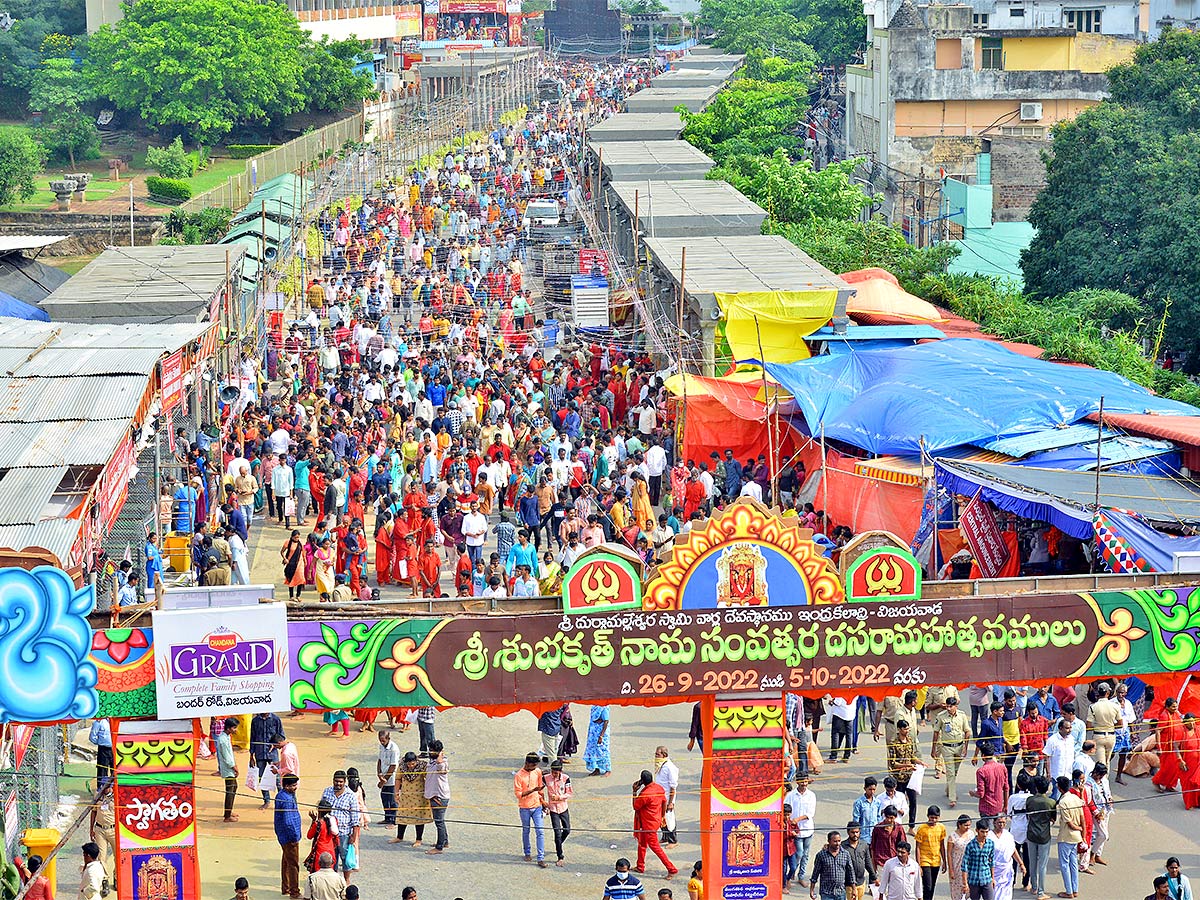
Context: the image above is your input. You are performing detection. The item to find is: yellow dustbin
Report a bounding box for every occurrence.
[164,533,191,572]
[22,828,59,887]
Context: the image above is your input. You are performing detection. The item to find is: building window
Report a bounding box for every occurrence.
[973,12,989,26]
[982,37,1003,69]
[1065,8,1102,30]
[1009,6,1025,15]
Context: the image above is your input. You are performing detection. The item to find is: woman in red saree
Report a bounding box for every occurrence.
[683,470,706,521]
[1179,713,1200,809]
[1154,698,1185,792]
[375,512,394,586]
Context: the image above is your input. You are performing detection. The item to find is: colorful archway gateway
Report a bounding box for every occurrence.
[4,501,1200,900]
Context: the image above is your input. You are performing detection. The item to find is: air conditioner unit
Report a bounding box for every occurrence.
[1020,102,1043,121]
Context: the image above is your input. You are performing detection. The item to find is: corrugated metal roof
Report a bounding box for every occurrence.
[222,219,294,246]
[0,347,170,378]
[0,519,81,564]
[1099,413,1200,448]
[0,467,68,525]
[38,245,244,324]
[0,420,129,467]
[0,319,210,350]
[979,424,1119,456]
[0,376,147,422]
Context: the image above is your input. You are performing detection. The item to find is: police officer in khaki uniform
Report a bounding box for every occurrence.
[1087,682,1124,767]
[931,695,972,808]
[925,685,961,776]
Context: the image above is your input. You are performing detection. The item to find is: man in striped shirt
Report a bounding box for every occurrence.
[603,858,646,900]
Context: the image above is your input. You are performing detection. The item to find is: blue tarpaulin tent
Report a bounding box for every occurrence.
[0,291,50,322]
[765,339,1199,455]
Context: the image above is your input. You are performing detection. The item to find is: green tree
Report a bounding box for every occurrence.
[792,0,865,65]
[618,0,667,12]
[697,0,815,60]
[86,0,309,143]
[710,150,873,222]
[772,216,957,283]
[30,58,99,168]
[0,0,86,114]
[298,37,376,113]
[1021,29,1200,363]
[145,136,193,179]
[0,127,48,206]
[680,78,812,161]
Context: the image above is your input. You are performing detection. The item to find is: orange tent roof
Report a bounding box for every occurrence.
[840,268,943,323]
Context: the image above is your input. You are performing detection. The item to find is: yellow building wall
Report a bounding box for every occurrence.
[1001,35,1073,70]
[894,98,1099,135]
[1068,33,1138,72]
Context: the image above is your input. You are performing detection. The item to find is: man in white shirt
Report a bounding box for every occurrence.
[879,842,920,900]
[377,730,401,826]
[269,426,291,456]
[1042,719,1077,787]
[461,501,488,566]
[644,439,667,505]
[637,401,657,436]
[79,842,106,900]
[789,775,816,887]
[740,480,763,502]
[654,746,680,844]
[698,465,715,500]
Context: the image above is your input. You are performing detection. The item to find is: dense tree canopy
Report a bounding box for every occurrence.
[30,58,99,167]
[679,76,811,161]
[86,0,373,143]
[0,0,86,114]
[1022,29,1200,360]
[696,0,863,64]
[0,127,48,206]
[711,151,871,223]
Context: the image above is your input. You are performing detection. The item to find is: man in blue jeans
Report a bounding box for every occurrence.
[425,740,450,855]
[808,830,854,900]
[514,753,548,867]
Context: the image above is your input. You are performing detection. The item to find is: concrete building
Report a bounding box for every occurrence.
[588,140,714,184]
[417,48,540,129]
[624,84,722,112]
[846,0,1137,178]
[587,112,685,143]
[603,179,767,265]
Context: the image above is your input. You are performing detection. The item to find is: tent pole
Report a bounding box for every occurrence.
[819,425,827,531]
[1094,396,1104,510]
[678,246,688,460]
[755,315,775,507]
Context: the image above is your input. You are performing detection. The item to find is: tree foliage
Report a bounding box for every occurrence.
[711,150,873,223]
[30,58,99,167]
[0,0,86,114]
[300,37,377,114]
[0,127,48,206]
[617,0,667,12]
[1022,30,1200,361]
[697,0,814,60]
[680,77,811,161]
[145,136,193,179]
[772,217,958,284]
[86,0,371,143]
[162,207,233,244]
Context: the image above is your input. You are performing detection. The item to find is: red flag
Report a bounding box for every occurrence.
[960,489,1011,578]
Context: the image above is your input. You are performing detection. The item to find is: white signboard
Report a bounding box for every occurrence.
[152,605,289,719]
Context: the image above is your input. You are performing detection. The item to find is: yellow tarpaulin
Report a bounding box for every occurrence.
[713,290,839,363]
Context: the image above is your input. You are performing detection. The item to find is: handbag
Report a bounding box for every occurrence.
[344,842,358,870]
[285,497,297,516]
[245,768,259,793]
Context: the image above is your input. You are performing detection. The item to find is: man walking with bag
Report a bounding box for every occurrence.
[275,774,302,899]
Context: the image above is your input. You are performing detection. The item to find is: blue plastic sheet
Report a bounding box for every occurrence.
[765,339,1198,455]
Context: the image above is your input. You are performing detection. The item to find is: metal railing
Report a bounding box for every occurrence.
[179,115,368,213]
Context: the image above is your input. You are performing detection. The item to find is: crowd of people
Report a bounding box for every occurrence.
[93,49,1196,900]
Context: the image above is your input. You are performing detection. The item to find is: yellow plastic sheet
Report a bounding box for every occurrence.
[713,290,839,363]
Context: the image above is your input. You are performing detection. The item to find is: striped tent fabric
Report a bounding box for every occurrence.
[1093,508,1152,573]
